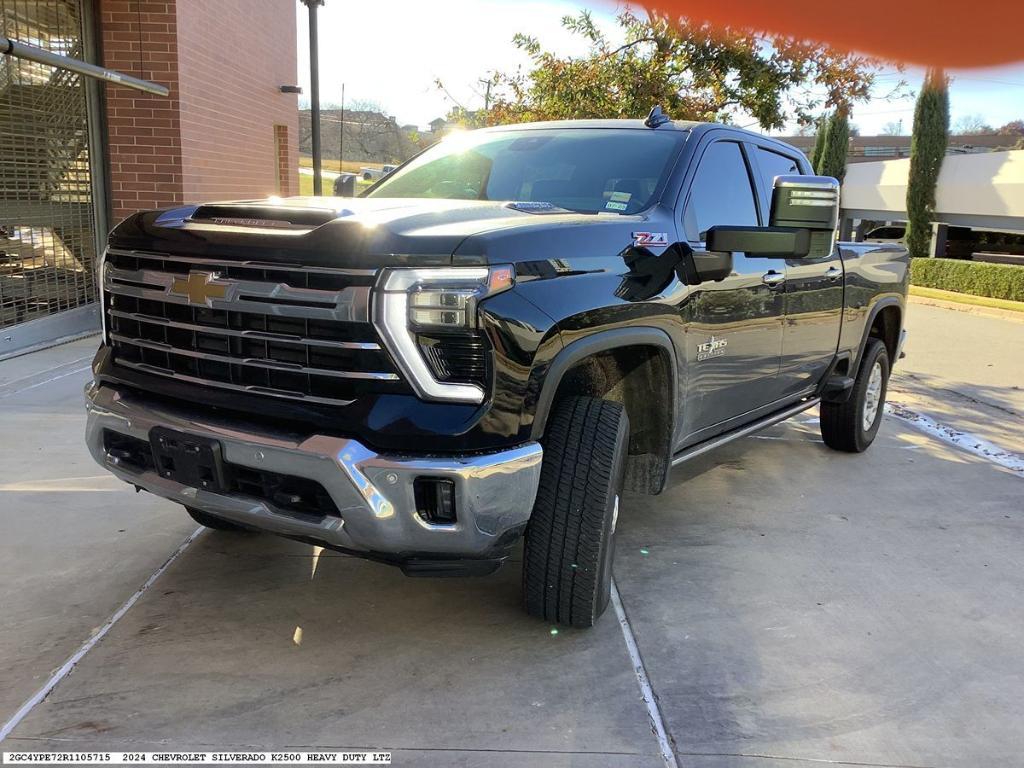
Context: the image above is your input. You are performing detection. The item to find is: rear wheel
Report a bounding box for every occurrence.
[522,396,629,628]
[821,338,890,452]
[185,506,247,532]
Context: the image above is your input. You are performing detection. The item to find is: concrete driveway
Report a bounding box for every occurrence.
[1,303,1022,767]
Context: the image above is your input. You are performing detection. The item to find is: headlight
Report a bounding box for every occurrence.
[373,266,514,403]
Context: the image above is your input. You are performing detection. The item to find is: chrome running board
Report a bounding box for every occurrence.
[671,397,820,467]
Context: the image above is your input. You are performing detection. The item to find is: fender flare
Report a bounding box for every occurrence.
[852,296,903,371]
[529,326,679,442]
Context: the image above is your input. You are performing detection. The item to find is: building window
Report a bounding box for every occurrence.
[274,124,289,196]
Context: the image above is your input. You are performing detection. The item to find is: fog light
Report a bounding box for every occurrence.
[414,477,457,524]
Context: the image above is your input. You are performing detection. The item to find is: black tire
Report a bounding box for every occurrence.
[362,172,372,181]
[185,506,247,532]
[522,396,629,628]
[821,338,890,453]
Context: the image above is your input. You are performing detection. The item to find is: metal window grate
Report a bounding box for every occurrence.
[1,0,96,330]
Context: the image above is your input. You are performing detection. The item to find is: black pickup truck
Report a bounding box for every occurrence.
[86,114,908,627]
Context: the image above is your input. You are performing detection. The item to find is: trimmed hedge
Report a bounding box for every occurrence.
[910,258,1024,302]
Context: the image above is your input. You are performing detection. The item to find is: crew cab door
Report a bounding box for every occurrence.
[749,145,845,397]
[677,139,786,440]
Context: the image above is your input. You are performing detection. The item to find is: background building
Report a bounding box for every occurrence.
[1,0,298,357]
[840,150,1024,260]
[782,132,1023,164]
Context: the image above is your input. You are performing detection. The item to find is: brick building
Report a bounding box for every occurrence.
[1,0,299,355]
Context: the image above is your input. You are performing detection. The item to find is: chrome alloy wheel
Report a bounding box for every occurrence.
[863,360,884,431]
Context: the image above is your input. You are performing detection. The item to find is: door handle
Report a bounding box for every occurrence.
[762,270,785,288]
[825,266,842,281]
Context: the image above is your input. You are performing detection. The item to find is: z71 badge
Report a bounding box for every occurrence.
[632,231,669,248]
[697,336,728,361]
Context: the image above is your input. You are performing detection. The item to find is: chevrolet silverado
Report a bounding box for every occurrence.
[86,110,909,627]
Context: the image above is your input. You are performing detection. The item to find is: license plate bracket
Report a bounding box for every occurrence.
[149,427,229,492]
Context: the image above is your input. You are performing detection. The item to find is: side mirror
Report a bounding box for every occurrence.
[768,174,839,259]
[706,226,810,258]
[333,173,357,197]
[705,175,840,259]
[677,246,733,284]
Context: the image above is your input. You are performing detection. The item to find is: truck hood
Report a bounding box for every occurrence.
[107,196,647,269]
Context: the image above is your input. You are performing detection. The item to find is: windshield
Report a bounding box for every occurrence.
[364,128,686,214]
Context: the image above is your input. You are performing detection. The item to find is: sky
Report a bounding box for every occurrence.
[295,0,1024,136]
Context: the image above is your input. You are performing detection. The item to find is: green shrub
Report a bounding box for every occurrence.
[911,258,1024,302]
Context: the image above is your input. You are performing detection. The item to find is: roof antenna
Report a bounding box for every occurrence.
[644,105,670,128]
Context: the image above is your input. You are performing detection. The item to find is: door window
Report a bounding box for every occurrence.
[684,142,759,241]
[754,147,801,198]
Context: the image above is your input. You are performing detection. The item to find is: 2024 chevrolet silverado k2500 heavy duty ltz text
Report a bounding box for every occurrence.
[86,114,908,627]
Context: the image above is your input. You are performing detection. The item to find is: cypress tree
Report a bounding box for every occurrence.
[810,114,828,174]
[906,68,950,258]
[818,110,850,182]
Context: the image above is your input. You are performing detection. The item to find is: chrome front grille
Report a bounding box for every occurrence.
[102,248,405,406]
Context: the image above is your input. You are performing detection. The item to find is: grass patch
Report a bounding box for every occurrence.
[910,285,1024,313]
[298,155,382,175]
[910,257,1024,302]
[298,173,372,197]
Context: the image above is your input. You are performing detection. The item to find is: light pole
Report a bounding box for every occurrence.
[302,0,325,195]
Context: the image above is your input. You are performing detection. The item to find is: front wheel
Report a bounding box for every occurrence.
[522,397,629,628]
[821,338,890,452]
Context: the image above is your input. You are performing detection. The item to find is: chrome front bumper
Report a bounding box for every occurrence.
[85,383,543,566]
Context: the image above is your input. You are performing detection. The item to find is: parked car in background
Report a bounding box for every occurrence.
[360,164,397,182]
[864,225,906,244]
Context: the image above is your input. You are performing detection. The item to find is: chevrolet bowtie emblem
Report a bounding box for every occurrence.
[169,271,230,306]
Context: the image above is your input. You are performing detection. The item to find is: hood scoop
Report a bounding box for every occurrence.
[504,201,571,214]
[190,203,340,230]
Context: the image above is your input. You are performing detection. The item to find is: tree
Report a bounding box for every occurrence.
[817,110,851,181]
[467,10,896,131]
[809,116,827,172]
[905,68,949,259]
[881,121,904,136]
[952,113,993,135]
[996,119,1024,136]
[443,105,489,130]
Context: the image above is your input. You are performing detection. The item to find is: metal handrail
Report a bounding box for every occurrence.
[1,34,168,96]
